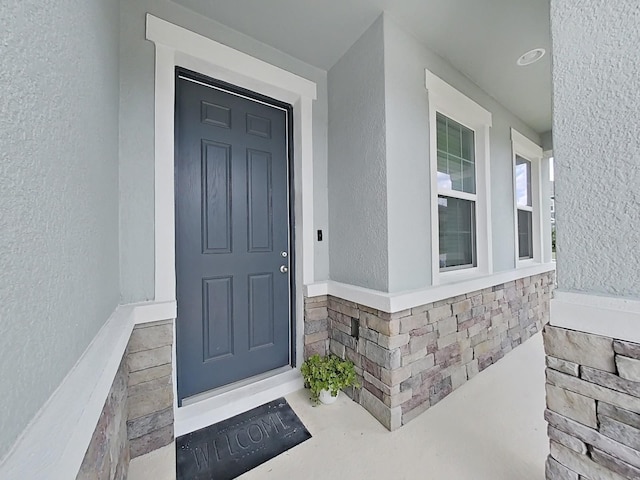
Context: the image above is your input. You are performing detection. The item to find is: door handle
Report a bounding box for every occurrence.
[280,265,288,273]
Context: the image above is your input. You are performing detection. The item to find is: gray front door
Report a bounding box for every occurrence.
[175,70,292,404]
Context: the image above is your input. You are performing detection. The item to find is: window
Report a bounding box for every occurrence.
[511,129,545,264]
[515,155,533,259]
[427,69,492,283]
[437,113,477,270]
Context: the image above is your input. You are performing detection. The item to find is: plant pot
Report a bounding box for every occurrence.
[319,389,339,405]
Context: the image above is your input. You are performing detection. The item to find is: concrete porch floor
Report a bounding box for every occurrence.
[129,333,549,480]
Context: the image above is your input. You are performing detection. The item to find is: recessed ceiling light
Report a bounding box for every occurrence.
[517,48,546,66]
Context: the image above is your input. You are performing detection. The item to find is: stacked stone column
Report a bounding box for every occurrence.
[544,326,640,479]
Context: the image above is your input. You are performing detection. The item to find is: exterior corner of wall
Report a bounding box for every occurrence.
[327,13,389,291]
[382,17,433,292]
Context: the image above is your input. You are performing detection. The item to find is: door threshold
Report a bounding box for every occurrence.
[174,367,304,437]
[182,366,293,406]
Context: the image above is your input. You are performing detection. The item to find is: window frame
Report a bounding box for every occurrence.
[436,114,478,272]
[426,70,493,285]
[511,129,544,266]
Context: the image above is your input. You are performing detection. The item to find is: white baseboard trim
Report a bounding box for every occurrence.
[304,263,556,313]
[175,368,304,437]
[551,292,640,344]
[0,300,176,480]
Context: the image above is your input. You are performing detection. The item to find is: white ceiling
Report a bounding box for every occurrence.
[174,0,552,133]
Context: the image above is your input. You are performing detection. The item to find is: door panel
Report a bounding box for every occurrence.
[202,276,234,361]
[202,141,232,254]
[248,273,275,349]
[175,72,292,403]
[247,149,274,252]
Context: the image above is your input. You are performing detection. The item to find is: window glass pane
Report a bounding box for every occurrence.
[437,152,452,189]
[461,128,474,161]
[461,158,475,194]
[437,115,447,151]
[518,209,533,259]
[447,121,462,157]
[436,113,476,194]
[438,196,476,269]
[447,155,464,191]
[515,156,532,207]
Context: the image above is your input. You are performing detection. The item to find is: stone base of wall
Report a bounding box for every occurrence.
[544,326,640,479]
[304,272,554,430]
[304,296,330,358]
[126,320,174,458]
[76,319,175,478]
[76,357,129,480]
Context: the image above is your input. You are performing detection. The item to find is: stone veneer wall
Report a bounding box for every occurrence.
[304,271,554,430]
[304,296,330,358]
[544,326,640,480]
[76,357,129,480]
[126,320,174,458]
[76,319,175,478]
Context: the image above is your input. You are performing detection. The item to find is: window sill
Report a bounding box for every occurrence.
[437,266,484,285]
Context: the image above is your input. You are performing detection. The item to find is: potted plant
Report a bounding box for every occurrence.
[300,354,359,405]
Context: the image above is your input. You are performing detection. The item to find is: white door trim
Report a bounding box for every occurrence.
[146,13,317,299]
[146,14,317,433]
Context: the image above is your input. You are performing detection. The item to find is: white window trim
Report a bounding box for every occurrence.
[511,128,545,266]
[426,70,493,285]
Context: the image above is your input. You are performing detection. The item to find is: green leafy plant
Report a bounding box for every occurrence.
[300,354,359,404]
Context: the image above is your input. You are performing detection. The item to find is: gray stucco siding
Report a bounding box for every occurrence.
[0,0,121,457]
[327,16,389,291]
[551,0,640,298]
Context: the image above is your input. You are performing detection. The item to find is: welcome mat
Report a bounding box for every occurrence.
[176,398,311,479]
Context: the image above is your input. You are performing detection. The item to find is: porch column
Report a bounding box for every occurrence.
[544,1,640,479]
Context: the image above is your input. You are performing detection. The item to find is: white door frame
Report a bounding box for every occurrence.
[146,14,316,434]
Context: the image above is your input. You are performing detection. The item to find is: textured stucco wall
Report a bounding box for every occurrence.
[382,14,542,288]
[0,0,120,458]
[327,17,389,291]
[551,1,640,298]
[383,16,432,292]
[119,0,329,302]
